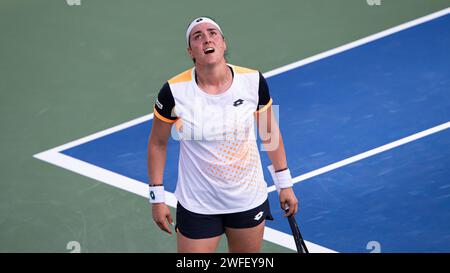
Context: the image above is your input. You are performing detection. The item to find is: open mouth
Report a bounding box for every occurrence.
[204,47,215,54]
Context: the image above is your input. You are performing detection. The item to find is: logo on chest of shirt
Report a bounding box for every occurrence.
[233,99,244,107]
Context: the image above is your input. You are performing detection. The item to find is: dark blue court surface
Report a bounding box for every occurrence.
[61,14,450,252]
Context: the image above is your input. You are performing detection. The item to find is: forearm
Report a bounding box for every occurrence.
[147,142,168,185]
[264,126,297,215]
[148,139,173,233]
[257,107,288,172]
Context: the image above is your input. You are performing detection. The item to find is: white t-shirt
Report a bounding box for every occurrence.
[153,64,272,214]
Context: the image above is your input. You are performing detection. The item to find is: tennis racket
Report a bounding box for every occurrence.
[286,210,309,253]
[267,165,309,253]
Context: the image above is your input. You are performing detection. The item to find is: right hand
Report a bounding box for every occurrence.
[151,203,173,235]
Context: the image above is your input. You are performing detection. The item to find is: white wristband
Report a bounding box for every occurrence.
[267,165,293,193]
[148,185,165,204]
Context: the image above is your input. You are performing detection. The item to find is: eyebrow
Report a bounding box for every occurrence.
[191,28,219,36]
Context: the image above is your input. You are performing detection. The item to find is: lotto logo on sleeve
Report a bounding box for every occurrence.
[156,98,163,109]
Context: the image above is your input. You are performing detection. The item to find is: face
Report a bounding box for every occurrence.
[187,22,227,65]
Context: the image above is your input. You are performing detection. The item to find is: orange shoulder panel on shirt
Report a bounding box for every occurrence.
[255,98,273,114]
[168,68,193,84]
[153,107,177,123]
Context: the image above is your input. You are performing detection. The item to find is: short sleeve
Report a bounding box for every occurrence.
[154,82,177,123]
[256,72,273,113]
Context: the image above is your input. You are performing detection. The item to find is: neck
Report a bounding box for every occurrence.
[195,60,232,94]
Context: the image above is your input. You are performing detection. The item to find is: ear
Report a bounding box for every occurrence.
[187,47,194,59]
[223,37,227,51]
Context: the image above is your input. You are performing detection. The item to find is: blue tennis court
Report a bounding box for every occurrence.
[58,13,450,252]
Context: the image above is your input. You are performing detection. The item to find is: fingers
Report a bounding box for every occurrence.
[167,213,174,226]
[152,204,173,235]
[156,219,172,235]
[280,198,298,217]
[283,201,298,217]
[154,215,173,235]
[279,188,299,217]
[280,202,288,212]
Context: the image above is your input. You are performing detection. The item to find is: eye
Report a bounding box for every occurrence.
[193,34,201,40]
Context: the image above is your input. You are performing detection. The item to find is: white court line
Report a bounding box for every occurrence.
[34,7,450,253]
[263,7,450,78]
[267,121,450,193]
[42,113,154,154]
[37,7,450,155]
[33,149,335,253]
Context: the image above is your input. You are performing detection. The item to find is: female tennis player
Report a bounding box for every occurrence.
[148,16,298,253]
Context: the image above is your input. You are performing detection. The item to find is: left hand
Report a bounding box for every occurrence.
[279,187,298,217]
